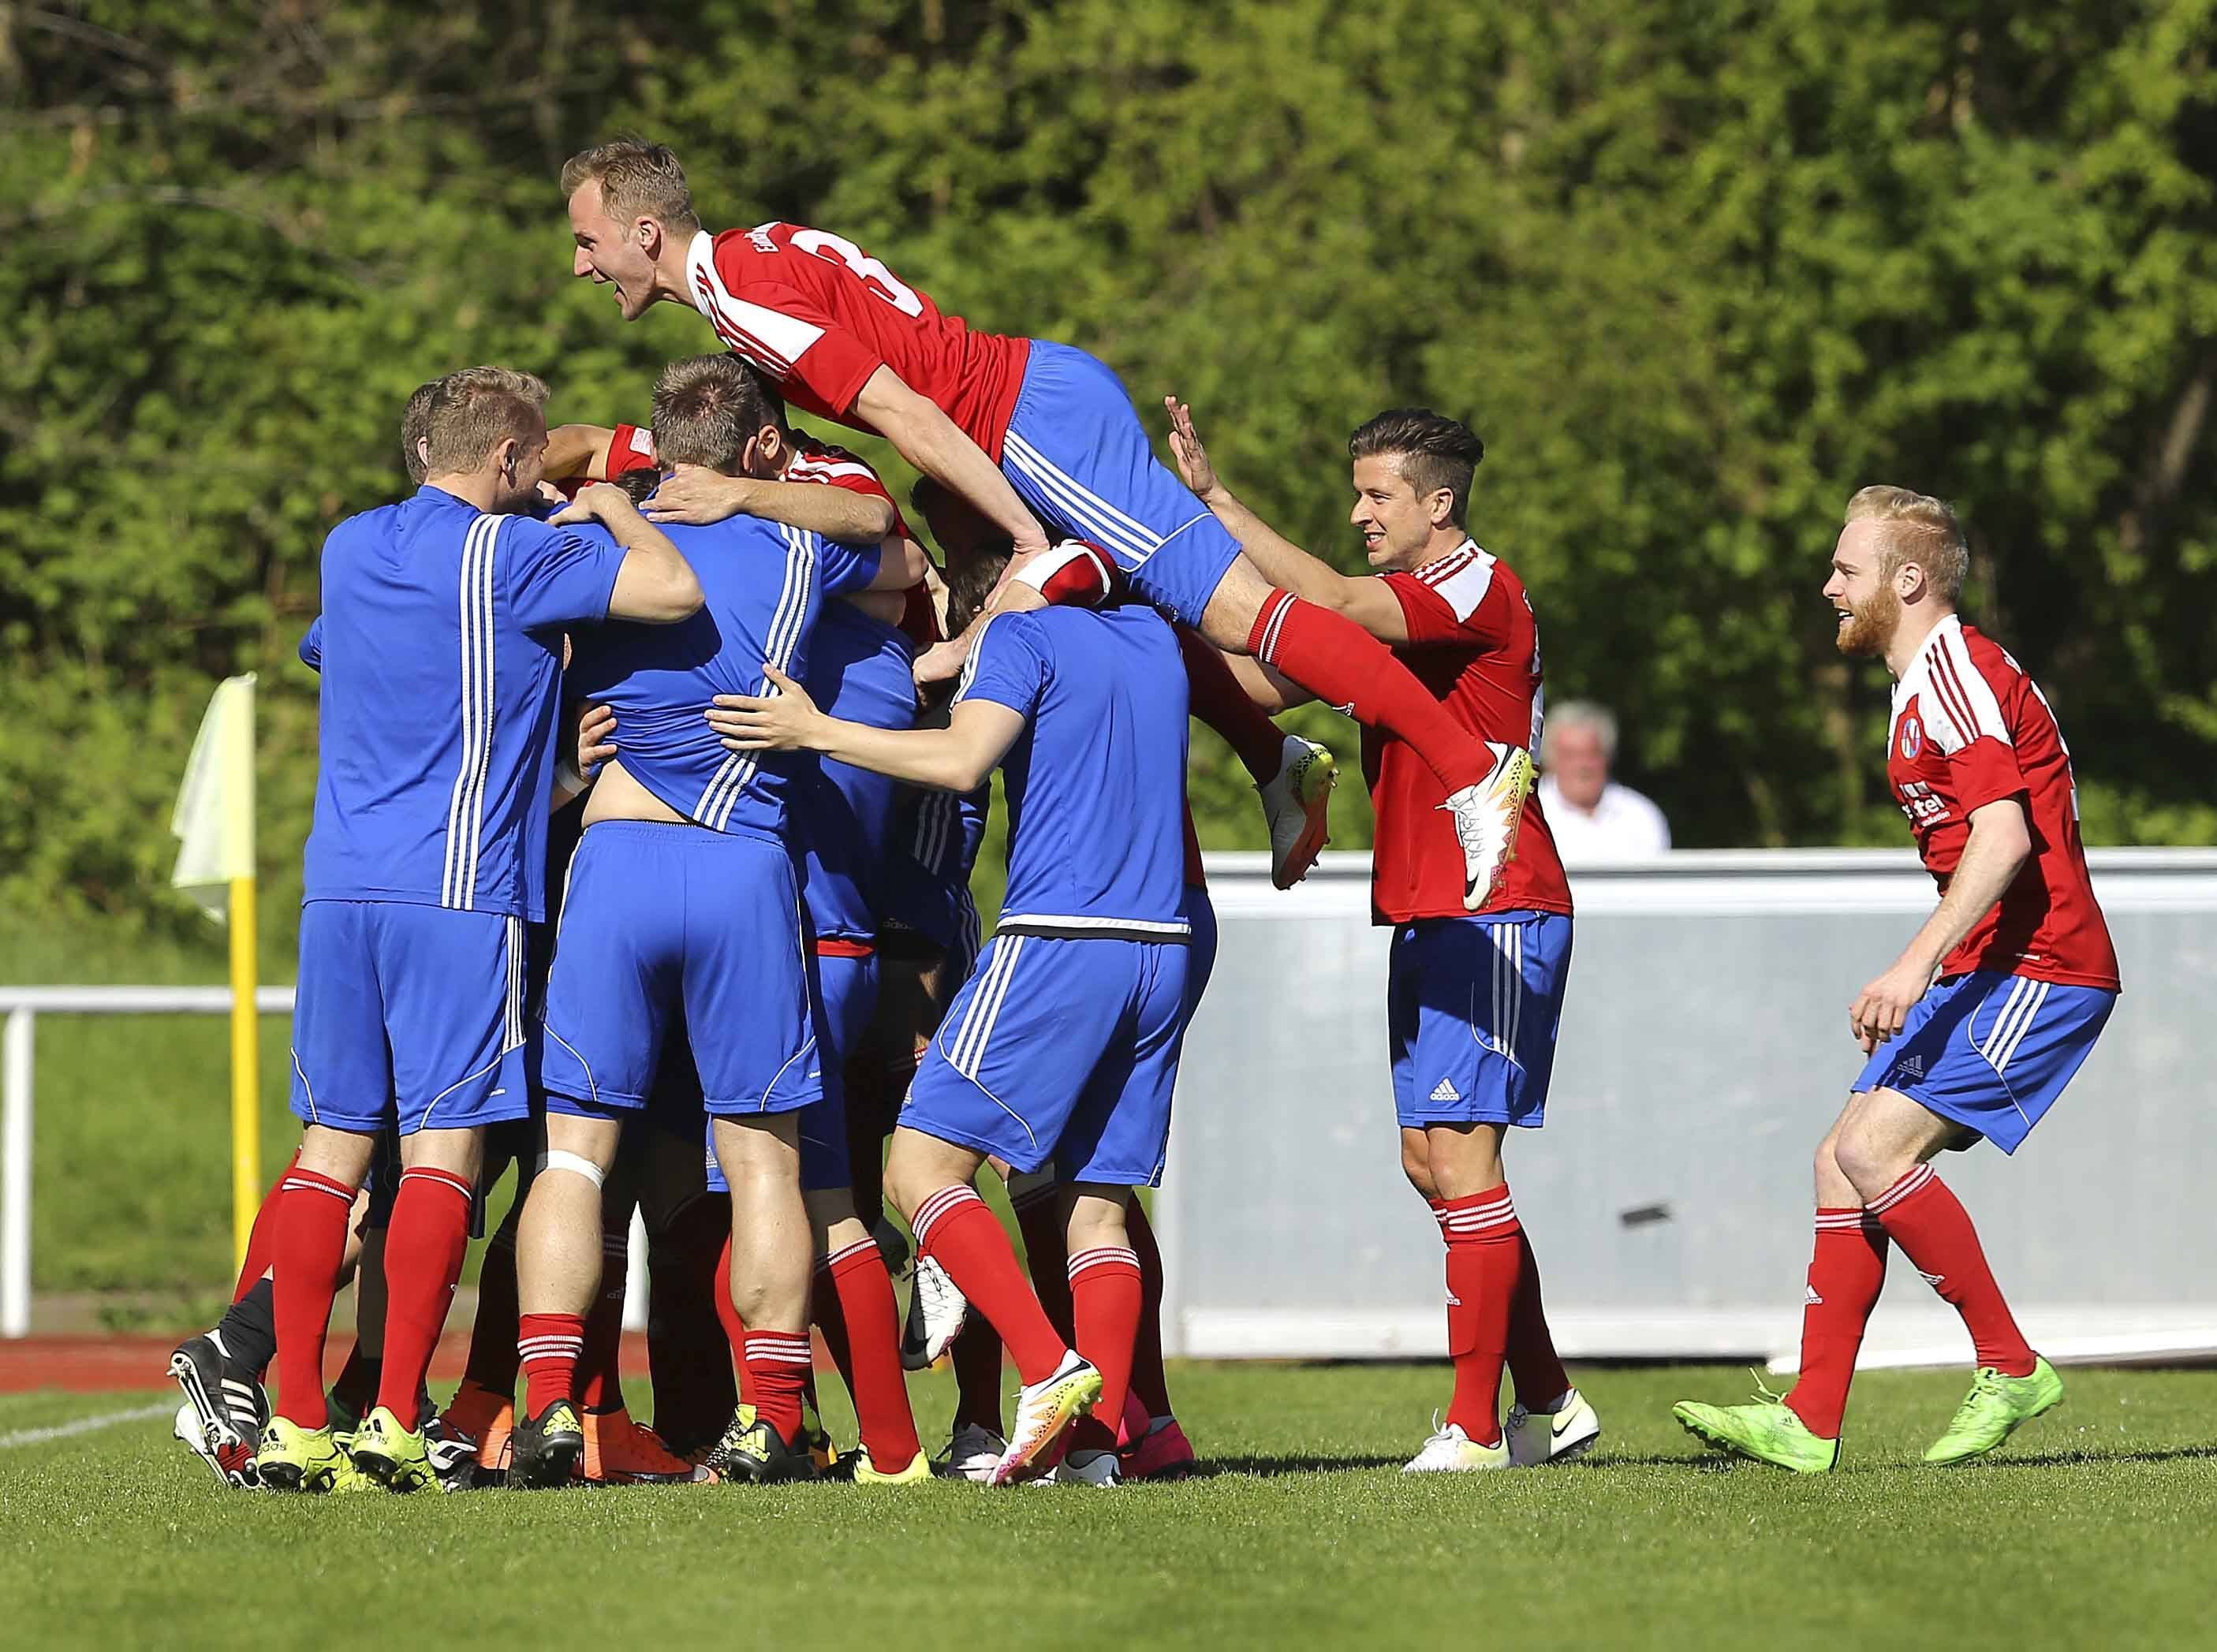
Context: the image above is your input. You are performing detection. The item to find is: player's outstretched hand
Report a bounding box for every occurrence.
[706,663,823,752]
[1849,957,1931,1054]
[550,482,640,527]
[644,464,754,525]
[577,703,618,777]
[1163,395,1221,501]
[913,636,970,687]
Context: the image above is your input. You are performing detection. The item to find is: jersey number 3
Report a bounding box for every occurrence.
[792,229,924,318]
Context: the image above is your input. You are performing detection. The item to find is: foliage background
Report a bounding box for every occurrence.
[5,0,2215,968]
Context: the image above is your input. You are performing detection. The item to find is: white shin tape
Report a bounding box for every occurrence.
[537,1148,607,1188]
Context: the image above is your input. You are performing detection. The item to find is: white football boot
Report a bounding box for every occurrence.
[1402,1419,1512,1473]
[936,1423,1008,1482]
[900,1255,969,1370]
[1506,1387,1602,1467]
[1256,736,1338,889]
[1442,741,1536,910]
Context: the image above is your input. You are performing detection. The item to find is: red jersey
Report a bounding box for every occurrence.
[685,225,1032,459]
[605,421,659,480]
[1364,541,1573,926]
[1885,616,2117,989]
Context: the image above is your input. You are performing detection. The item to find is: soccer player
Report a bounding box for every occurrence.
[256,367,701,1494]
[1674,487,2118,1471]
[1163,401,1596,1472]
[513,354,925,1487]
[558,139,1506,899]
[709,551,1195,1489]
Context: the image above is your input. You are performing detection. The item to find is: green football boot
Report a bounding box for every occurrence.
[1924,1357,2063,1466]
[256,1416,352,1493]
[1673,1382,1840,1474]
[349,1404,443,1494]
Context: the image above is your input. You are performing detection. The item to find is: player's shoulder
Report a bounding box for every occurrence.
[1392,539,1504,624]
[788,437,887,486]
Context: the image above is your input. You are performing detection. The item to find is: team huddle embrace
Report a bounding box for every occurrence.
[166,139,2118,1496]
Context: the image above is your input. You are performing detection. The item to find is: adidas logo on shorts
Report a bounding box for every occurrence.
[1429,1077,1461,1102]
[1897,1054,1926,1079]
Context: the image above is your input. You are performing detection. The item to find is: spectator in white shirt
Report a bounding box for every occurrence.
[1537,700,1671,863]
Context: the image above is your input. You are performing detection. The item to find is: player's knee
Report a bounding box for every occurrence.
[1829,1124,1898,1203]
[1400,1139,1439,1202]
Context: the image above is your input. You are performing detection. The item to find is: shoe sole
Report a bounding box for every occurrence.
[1272,773,1337,890]
[1926,1390,2064,1466]
[1516,1422,1602,1468]
[1673,1410,1830,1474]
[506,1432,586,1490]
[168,1348,242,1452]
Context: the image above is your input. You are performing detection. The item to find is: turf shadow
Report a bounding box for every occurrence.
[1179,1452,1408,1479]
[1953,1443,2217,1470]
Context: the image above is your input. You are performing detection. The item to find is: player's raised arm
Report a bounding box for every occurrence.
[853,366,1048,560]
[549,483,703,623]
[708,662,1024,794]
[1164,397,1411,643]
[647,461,896,543]
[543,423,618,483]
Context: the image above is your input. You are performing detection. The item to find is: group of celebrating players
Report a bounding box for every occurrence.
[166,136,2118,1494]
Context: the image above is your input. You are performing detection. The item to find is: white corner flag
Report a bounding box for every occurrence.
[171,673,257,921]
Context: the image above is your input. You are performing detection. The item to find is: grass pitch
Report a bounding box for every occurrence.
[2,1362,2212,1650]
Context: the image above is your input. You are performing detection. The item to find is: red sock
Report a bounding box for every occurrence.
[742,1330,812,1441]
[233,1154,296,1301]
[1438,1188,1522,1445]
[271,1165,356,1428]
[950,1317,1007,1434]
[1868,1165,2035,1376]
[1178,626,1282,784]
[818,1237,922,1468]
[461,1219,521,1397]
[517,1312,584,1415]
[1125,1198,1174,1420]
[375,1166,472,1421]
[912,1184,1068,1384]
[578,1227,629,1412]
[712,1236,748,1396]
[1506,1227,1571,1408]
[1248,591,1483,790]
[1010,1182,1075,1341]
[1065,1245,1144,1452]
[1785,1209,1889,1438]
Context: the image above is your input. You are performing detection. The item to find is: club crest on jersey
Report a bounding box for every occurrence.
[1898,715,1924,761]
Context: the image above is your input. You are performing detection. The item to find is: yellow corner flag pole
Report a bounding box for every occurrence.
[172,674,259,1274]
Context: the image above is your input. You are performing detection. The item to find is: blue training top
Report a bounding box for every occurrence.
[302,485,626,921]
[954,602,1190,940]
[795,599,918,942]
[565,515,879,840]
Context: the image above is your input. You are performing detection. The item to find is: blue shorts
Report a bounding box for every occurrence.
[1388,912,1573,1131]
[1853,970,2115,1154]
[707,949,879,1196]
[288,900,532,1137]
[1000,341,1245,628]
[1182,886,1219,1018]
[903,932,1191,1184]
[540,822,819,1118]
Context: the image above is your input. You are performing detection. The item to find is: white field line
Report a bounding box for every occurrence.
[0,1400,171,1450]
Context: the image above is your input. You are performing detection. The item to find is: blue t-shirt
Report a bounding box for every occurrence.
[565,516,879,838]
[955,603,1190,938]
[302,486,626,921]
[879,783,989,949]
[795,600,918,941]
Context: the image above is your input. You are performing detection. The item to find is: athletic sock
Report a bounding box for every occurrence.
[950,1317,1007,1434]
[1248,591,1483,791]
[1785,1208,1889,1439]
[1437,1187,1522,1446]
[329,1346,382,1422]
[816,1237,922,1468]
[1178,626,1283,784]
[712,1236,749,1393]
[577,1227,629,1413]
[1868,1165,2036,1376]
[1065,1244,1144,1453]
[375,1166,472,1422]
[1124,1198,1174,1421]
[233,1157,295,1302]
[215,1277,278,1382]
[1505,1226,1572,1408]
[741,1330,813,1441]
[271,1165,357,1429]
[1010,1180,1075,1341]
[517,1312,584,1416]
[911,1184,1068,1384]
[460,1218,522,1398]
